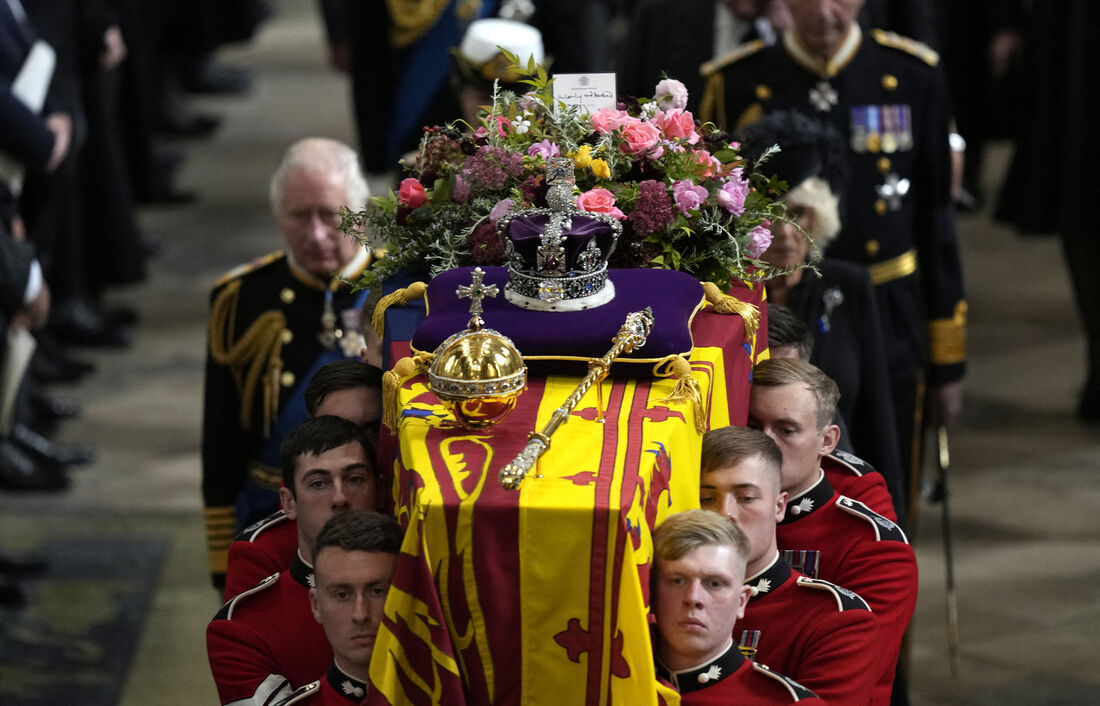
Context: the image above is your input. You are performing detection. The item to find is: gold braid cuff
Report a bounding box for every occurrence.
[928,301,968,366]
[371,282,429,339]
[654,355,706,434]
[208,280,288,434]
[205,506,236,575]
[702,282,760,339]
[382,354,433,432]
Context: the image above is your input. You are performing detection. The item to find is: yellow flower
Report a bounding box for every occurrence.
[572,145,593,169]
[590,159,610,179]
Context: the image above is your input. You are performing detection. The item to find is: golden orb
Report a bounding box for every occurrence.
[429,329,527,430]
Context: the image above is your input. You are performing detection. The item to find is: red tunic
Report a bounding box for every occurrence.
[207,553,332,705]
[823,451,898,523]
[739,555,880,705]
[224,509,299,600]
[274,662,368,705]
[657,640,823,704]
[776,473,918,706]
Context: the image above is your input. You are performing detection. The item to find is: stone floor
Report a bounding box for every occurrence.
[1,1,1098,703]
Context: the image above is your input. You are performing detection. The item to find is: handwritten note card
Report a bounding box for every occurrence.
[553,73,617,116]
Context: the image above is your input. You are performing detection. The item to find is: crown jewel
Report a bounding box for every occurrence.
[497,157,621,312]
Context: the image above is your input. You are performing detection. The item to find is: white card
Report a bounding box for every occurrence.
[552,73,617,115]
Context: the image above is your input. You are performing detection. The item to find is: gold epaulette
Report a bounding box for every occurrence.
[928,301,967,366]
[214,250,285,289]
[386,0,450,48]
[700,39,767,77]
[872,29,939,67]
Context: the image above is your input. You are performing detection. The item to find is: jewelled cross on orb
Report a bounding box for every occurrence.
[456,267,499,331]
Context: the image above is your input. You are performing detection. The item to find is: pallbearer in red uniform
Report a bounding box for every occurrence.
[748,358,918,705]
[651,510,823,704]
[224,361,384,599]
[272,510,402,706]
[700,426,880,703]
[207,417,378,705]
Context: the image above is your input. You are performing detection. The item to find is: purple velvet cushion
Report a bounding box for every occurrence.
[411,267,704,375]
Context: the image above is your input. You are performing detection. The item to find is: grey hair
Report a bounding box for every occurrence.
[269,137,370,216]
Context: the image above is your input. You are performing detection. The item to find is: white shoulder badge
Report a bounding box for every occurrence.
[238,509,290,542]
[796,575,871,612]
[752,662,820,701]
[215,572,280,621]
[700,39,767,77]
[272,680,320,705]
[836,495,909,543]
[872,29,940,66]
[829,449,871,476]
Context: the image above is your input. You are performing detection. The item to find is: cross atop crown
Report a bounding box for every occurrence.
[456,267,498,330]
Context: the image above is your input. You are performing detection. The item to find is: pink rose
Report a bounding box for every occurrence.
[576,188,626,220]
[618,120,662,157]
[746,221,773,258]
[527,140,561,159]
[652,109,699,145]
[672,179,708,215]
[654,78,689,111]
[489,197,514,223]
[716,168,750,216]
[398,178,427,208]
[590,108,631,134]
[691,149,719,177]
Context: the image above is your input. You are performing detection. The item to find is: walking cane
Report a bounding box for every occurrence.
[934,426,961,677]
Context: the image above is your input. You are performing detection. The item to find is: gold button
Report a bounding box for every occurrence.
[865,239,881,256]
[874,199,888,216]
[882,74,898,90]
[280,371,296,387]
[280,288,295,304]
[877,157,891,173]
[755,84,772,100]
[280,329,293,344]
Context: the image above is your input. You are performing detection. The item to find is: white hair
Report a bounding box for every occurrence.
[269,137,370,216]
[784,176,841,259]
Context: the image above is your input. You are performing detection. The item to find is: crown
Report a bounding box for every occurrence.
[496,157,621,312]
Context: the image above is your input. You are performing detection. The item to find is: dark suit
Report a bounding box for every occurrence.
[786,259,904,520]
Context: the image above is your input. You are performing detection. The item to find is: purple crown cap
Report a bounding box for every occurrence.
[496,157,621,311]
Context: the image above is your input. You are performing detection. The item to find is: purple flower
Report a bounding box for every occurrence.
[527,140,561,160]
[654,78,689,111]
[746,221,773,258]
[452,173,471,203]
[716,168,750,216]
[629,180,675,236]
[460,146,525,190]
[672,179,708,215]
[489,197,514,223]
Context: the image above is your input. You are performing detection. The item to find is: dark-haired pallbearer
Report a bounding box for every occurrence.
[207,416,379,705]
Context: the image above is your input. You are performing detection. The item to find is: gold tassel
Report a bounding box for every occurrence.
[654,355,707,434]
[371,282,429,339]
[702,282,760,339]
[382,355,427,432]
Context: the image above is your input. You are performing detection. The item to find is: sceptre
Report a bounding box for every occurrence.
[498,307,654,490]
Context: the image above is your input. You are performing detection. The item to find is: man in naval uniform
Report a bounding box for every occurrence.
[203,137,374,589]
[702,0,967,518]
[651,510,822,704]
[272,510,402,706]
[700,426,881,703]
[749,358,918,705]
[207,416,379,705]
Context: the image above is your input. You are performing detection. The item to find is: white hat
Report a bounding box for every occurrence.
[456,18,544,83]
